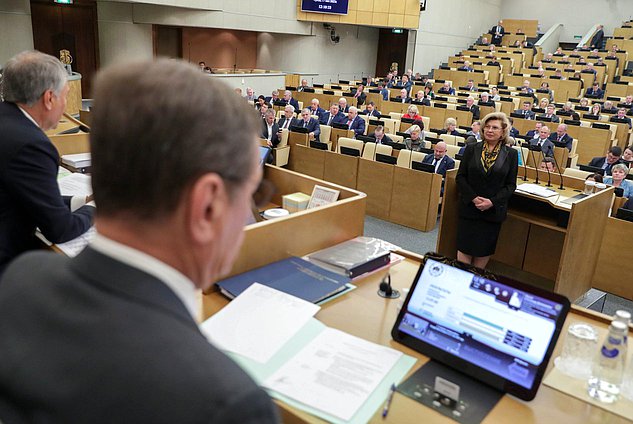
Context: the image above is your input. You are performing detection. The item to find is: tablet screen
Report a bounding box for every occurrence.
[392,255,569,400]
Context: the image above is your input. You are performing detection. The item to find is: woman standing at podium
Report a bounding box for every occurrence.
[455,112,518,268]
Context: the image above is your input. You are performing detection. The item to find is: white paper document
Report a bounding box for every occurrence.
[57,173,92,197]
[56,227,96,257]
[200,283,320,364]
[516,183,558,198]
[263,327,403,421]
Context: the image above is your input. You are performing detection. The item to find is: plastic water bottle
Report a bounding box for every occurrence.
[614,310,631,328]
[587,320,628,403]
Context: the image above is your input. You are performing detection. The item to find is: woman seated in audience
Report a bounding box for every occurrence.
[604,164,633,197]
[587,103,602,118]
[579,97,590,108]
[586,173,604,184]
[439,117,460,136]
[403,105,423,121]
[404,125,425,151]
[406,119,425,135]
[538,97,550,111]
[255,95,267,110]
[539,82,554,102]
[423,83,435,100]
[621,145,633,168]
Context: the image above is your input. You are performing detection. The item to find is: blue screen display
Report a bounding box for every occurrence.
[301,0,349,15]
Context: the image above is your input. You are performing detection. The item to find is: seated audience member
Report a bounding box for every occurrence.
[396,88,412,103]
[586,173,604,183]
[539,157,557,173]
[479,36,490,46]
[537,97,549,111]
[320,104,345,126]
[404,125,425,151]
[440,117,460,136]
[363,101,381,117]
[587,103,602,118]
[585,82,604,98]
[423,83,435,100]
[309,98,326,121]
[458,136,478,155]
[549,124,573,151]
[297,108,321,141]
[487,56,501,67]
[282,90,300,110]
[378,82,389,101]
[579,97,590,108]
[602,100,617,114]
[508,117,520,139]
[198,61,206,71]
[345,107,366,137]
[422,141,455,177]
[560,102,580,120]
[520,86,537,103]
[465,121,482,141]
[338,97,350,113]
[490,87,501,101]
[405,119,425,136]
[403,104,423,121]
[540,104,560,123]
[437,81,456,96]
[465,96,480,120]
[0,51,95,277]
[353,84,367,107]
[536,67,546,78]
[553,69,566,80]
[262,109,280,147]
[589,146,623,175]
[244,87,256,101]
[369,125,392,145]
[610,108,633,129]
[459,61,475,72]
[529,125,555,157]
[621,145,633,167]
[478,92,494,106]
[521,80,534,94]
[542,53,554,63]
[297,78,310,92]
[515,100,536,119]
[258,102,270,119]
[584,62,598,77]
[0,58,279,423]
[526,121,543,139]
[414,90,431,106]
[604,163,633,198]
[277,104,298,130]
[400,74,413,95]
[620,95,633,109]
[255,95,266,110]
[266,89,280,105]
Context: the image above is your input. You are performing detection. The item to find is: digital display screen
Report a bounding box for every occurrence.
[301,0,349,15]
[397,258,565,389]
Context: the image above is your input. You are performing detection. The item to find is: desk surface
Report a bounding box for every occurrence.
[202,252,629,423]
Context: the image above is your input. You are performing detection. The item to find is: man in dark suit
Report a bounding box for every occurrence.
[378,82,389,101]
[466,96,480,120]
[0,59,279,423]
[589,146,622,175]
[369,125,392,144]
[338,97,350,113]
[265,89,281,105]
[262,109,280,147]
[320,104,346,126]
[352,84,367,107]
[458,61,475,72]
[437,82,456,96]
[529,125,555,157]
[478,92,495,106]
[345,107,366,137]
[585,82,604,99]
[525,121,543,139]
[422,141,455,177]
[363,101,381,117]
[549,123,573,151]
[539,104,560,123]
[277,104,298,130]
[308,98,326,121]
[394,88,412,104]
[297,108,321,141]
[590,25,605,49]
[401,74,413,95]
[489,20,505,46]
[0,51,94,277]
[282,90,300,111]
[297,78,310,92]
[515,101,536,120]
[610,108,633,129]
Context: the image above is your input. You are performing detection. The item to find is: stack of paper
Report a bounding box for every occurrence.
[61,153,91,168]
[58,173,92,197]
[516,183,558,198]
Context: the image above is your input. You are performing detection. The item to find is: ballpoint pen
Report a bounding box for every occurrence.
[382,383,397,419]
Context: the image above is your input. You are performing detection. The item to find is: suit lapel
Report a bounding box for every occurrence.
[490,145,508,175]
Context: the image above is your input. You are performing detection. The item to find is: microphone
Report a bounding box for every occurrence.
[378,274,400,299]
[549,145,566,190]
[539,146,552,187]
[518,140,528,181]
[525,142,540,184]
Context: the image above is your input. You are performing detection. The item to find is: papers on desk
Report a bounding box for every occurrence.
[516,183,558,198]
[61,152,91,169]
[263,328,404,422]
[57,166,72,180]
[201,283,319,364]
[58,172,92,197]
[56,227,96,257]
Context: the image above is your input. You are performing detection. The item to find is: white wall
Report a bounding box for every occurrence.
[257,25,379,85]
[501,0,633,43]
[409,0,502,75]
[0,0,34,66]
[97,2,153,68]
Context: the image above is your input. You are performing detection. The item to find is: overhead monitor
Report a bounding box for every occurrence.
[301,0,349,14]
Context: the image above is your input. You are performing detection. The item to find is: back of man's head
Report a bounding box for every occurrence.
[90,59,259,220]
[2,50,67,106]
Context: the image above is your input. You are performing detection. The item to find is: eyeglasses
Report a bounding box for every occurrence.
[484,125,502,131]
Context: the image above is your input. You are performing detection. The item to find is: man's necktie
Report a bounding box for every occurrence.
[303,121,307,128]
[348,119,353,129]
[327,116,333,126]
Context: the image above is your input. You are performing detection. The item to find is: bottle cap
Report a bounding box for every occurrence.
[615,310,631,322]
[610,320,628,333]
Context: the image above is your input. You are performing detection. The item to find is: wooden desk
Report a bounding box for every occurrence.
[330,128,354,151]
[356,158,394,220]
[389,167,442,231]
[592,216,633,299]
[202,251,629,423]
[434,69,488,89]
[437,168,613,301]
[48,132,90,156]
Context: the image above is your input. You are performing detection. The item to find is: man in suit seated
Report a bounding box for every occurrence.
[458,61,475,72]
[478,36,490,46]
[297,108,321,141]
[549,124,573,151]
[369,125,392,145]
[585,82,604,98]
[377,82,389,101]
[539,157,557,173]
[465,121,482,141]
[515,100,536,120]
[461,79,477,91]
[610,108,633,129]
[539,104,560,123]
[277,104,298,130]
[0,58,279,423]
[363,101,381,117]
[422,141,455,177]
[553,69,567,80]
[413,90,431,106]
[262,109,280,147]
[602,101,618,114]
[525,121,543,139]
[282,90,300,110]
[396,88,412,104]
[309,98,326,121]
[401,74,413,95]
[589,146,622,175]
[244,87,256,101]
[487,56,501,67]
[338,97,350,113]
[265,89,281,105]
[560,102,580,120]
[542,53,554,63]
[522,80,534,94]
[619,95,633,109]
[320,104,346,126]
[297,78,310,92]
[509,117,520,139]
[345,107,366,138]
[465,96,480,120]
[437,81,455,96]
[352,84,367,107]
[529,125,555,157]
[478,92,495,106]
[0,51,95,277]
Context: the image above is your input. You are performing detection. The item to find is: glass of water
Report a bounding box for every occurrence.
[554,323,599,379]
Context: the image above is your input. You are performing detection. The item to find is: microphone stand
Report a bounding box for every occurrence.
[527,143,540,184]
[550,146,565,190]
[518,141,528,181]
[540,146,552,187]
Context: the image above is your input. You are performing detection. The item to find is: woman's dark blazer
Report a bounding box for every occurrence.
[456,142,518,222]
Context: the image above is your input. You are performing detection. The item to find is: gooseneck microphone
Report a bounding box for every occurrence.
[378,274,400,299]
[550,146,566,190]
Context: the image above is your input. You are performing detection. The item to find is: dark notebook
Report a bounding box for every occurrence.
[306,237,392,278]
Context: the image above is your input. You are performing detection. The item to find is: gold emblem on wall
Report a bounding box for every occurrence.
[59,49,73,65]
[390,62,398,74]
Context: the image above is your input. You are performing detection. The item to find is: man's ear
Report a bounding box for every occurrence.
[187,173,227,245]
[42,89,54,111]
